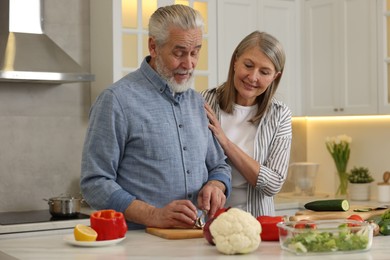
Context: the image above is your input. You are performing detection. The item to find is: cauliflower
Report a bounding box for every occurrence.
[209,208,262,255]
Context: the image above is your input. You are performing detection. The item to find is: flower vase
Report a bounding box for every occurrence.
[336,171,349,197]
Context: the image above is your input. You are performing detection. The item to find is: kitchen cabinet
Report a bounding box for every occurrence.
[377,0,390,114]
[258,0,302,116]
[91,0,301,115]
[303,0,378,116]
[217,0,302,115]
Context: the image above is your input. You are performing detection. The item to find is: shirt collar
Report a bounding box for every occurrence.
[141,56,185,102]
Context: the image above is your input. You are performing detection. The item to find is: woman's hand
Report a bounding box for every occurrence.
[204,103,229,149]
[204,102,260,187]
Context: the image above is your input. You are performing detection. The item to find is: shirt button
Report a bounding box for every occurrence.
[186,170,190,174]
[179,124,183,128]
[183,146,187,151]
[188,194,192,199]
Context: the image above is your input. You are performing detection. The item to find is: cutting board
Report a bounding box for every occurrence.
[145,227,204,239]
[289,205,387,221]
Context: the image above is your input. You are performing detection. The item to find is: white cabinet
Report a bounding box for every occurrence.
[377,0,390,114]
[216,0,258,85]
[217,0,302,115]
[303,0,377,116]
[258,0,302,116]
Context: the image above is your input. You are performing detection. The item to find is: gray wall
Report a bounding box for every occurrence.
[0,0,91,212]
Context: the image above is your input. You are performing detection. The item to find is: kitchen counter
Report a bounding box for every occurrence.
[0,229,389,260]
[1,196,388,259]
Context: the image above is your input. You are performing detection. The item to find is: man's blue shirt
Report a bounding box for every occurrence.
[81,57,231,229]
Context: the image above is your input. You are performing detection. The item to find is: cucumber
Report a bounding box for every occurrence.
[304,199,350,211]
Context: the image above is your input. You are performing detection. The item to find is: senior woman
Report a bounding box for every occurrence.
[201,31,292,217]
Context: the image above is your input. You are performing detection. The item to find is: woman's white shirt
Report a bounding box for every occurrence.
[220,103,257,207]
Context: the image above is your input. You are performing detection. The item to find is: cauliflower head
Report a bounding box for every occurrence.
[209,208,261,255]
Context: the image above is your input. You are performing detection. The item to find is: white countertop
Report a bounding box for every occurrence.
[0,196,388,259]
[0,229,389,260]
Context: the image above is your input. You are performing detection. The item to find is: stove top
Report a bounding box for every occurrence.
[0,210,91,234]
[0,210,89,225]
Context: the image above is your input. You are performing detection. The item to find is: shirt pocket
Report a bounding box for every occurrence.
[142,122,176,160]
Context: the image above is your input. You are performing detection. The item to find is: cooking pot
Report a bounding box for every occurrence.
[46,196,83,217]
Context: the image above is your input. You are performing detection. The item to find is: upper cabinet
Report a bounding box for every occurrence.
[217,0,302,116]
[303,0,377,116]
[378,0,390,114]
[90,0,388,116]
[258,0,302,116]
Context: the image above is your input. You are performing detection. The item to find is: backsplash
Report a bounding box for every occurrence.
[0,0,91,212]
[289,116,390,199]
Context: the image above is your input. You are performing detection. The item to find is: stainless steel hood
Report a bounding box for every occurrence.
[0,0,94,83]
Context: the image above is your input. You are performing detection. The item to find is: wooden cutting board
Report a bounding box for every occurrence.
[145,227,204,239]
[289,205,388,221]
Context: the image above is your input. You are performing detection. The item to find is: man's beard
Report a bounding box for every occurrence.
[155,56,194,93]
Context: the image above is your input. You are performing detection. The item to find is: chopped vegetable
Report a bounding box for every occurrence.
[294,220,317,229]
[347,215,364,227]
[90,209,127,241]
[283,223,370,253]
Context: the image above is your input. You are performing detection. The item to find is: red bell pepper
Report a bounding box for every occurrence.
[257,215,286,241]
[90,210,128,241]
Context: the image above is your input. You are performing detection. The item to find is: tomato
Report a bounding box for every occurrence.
[347,214,364,222]
[347,214,364,227]
[294,220,317,229]
[90,210,128,241]
[257,215,285,241]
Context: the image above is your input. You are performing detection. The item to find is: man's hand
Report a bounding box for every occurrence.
[125,200,198,228]
[197,180,226,218]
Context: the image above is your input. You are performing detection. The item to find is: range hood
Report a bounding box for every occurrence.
[0,0,94,83]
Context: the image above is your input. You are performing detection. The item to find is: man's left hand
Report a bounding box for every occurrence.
[197,180,226,218]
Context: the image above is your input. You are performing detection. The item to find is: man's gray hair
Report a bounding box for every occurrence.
[149,4,204,46]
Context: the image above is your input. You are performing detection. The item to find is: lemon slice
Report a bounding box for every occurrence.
[74,224,98,241]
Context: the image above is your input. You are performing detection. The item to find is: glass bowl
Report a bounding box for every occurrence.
[276,219,373,255]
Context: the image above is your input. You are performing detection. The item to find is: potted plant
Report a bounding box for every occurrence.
[348,166,374,201]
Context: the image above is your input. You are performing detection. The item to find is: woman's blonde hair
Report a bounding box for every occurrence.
[149,5,204,47]
[217,31,286,124]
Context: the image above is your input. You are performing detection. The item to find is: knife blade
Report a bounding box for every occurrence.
[353,205,389,212]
